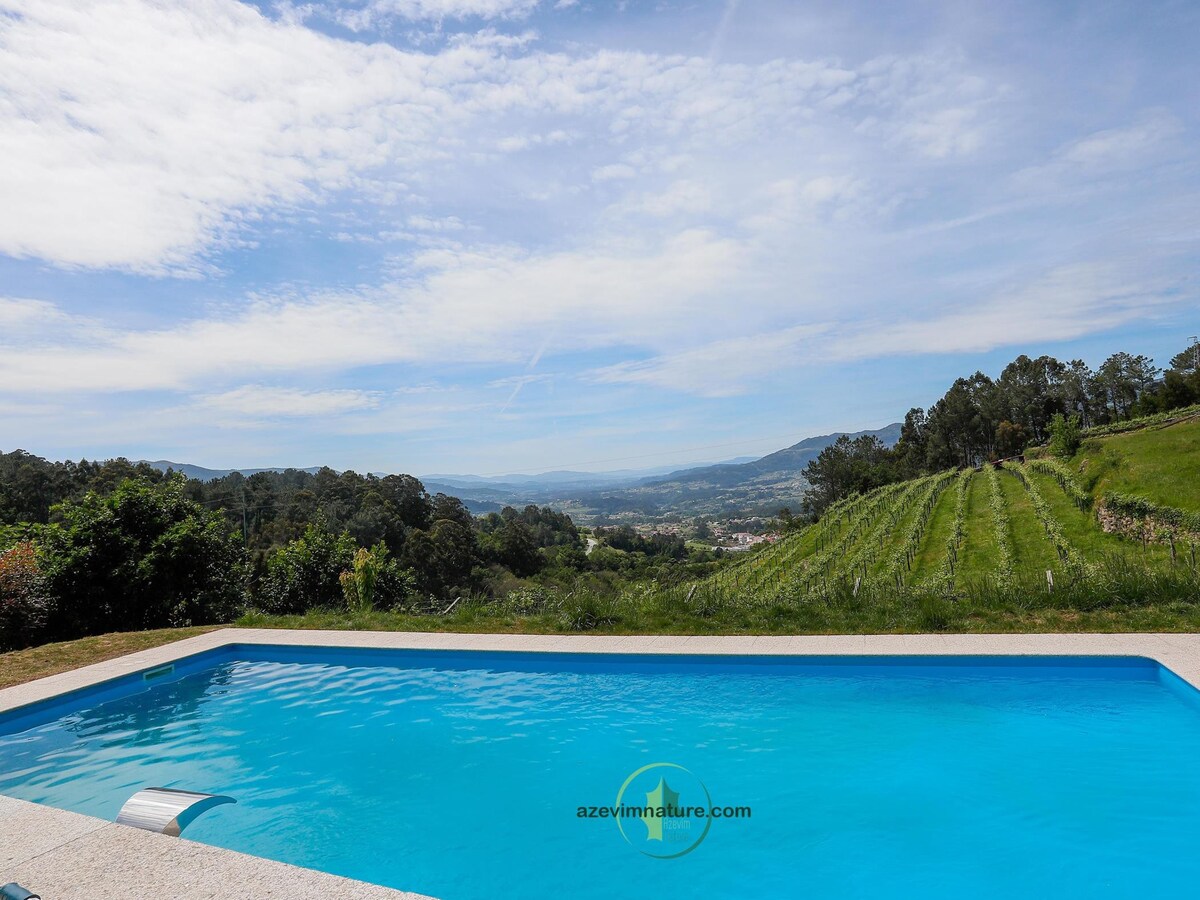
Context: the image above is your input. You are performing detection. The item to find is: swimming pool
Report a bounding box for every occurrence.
[2,645,1200,898]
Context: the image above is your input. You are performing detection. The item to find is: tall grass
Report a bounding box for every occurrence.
[241,555,1200,635]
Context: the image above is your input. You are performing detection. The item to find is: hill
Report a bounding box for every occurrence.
[647,424,902,488]
[553,423,902,521]
[422,458,758,490]
[706,413,1200,607]
[138,460,324,481]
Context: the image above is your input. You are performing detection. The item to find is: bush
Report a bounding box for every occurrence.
[1048,413,1082,459]
[1101,492,1200,535]
[258,524,356,614]
[39,478,246,637]
[560,593,620,630]
[260,529,415,614]
[0,542,52,650]
[339,543,416,611]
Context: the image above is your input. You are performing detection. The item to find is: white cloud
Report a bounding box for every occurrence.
[1013,110,1184,192]
[828,262,1178,360]
[591,163,638,182]
[0,228,747,393]
[0,297,66,330]
[198,385,382,417]
[0,0,1006,273]
[589,324,831,397]
[1060,111,1182,169]
[406,214,467,231]
[588,260,1191,395]
[619,180,711,217]
[337,0,540,29]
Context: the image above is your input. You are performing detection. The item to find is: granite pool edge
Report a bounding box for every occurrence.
[3,628,1200,899]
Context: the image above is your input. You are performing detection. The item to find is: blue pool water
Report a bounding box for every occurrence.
[2,647,1200,898]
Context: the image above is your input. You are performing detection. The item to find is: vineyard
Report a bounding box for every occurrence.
[700,414,1200,607]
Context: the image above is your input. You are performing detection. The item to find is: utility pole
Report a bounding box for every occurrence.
[1191,335,1199,373]
[240,487,248,545]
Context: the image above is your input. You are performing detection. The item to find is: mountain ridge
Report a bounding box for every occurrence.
[138,423,901,519]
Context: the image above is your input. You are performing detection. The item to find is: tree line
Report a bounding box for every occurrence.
[803,342,1200,514]
[0,457,724,650]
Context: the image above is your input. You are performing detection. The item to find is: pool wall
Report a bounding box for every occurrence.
[3,628,1200,898]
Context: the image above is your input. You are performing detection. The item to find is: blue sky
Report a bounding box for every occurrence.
[0,0,1196,475]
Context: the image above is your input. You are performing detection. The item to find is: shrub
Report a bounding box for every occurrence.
[339,542,415,611]
[1027,458,1092,510]
[0,542,52,650]
[1101,493,1200,536]
[1048,413,1083,459]
[560,593,620,630]
[39,478,246,637]
[258,524,355,614]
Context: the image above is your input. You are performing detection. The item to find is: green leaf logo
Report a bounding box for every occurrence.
[641,777,681,842]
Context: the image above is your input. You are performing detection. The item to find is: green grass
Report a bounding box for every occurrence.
[955,470,998,584]
[0,626,217,690]
[997,469,1059,574]
[8,569,1200,693]
[233,555,1200,637]
[1027,467,1170,566]
[1073,418,1200,511]
[868,496,921,578]
[709,418,1199,609]
[7,417,1198,690]
[909,480,958,582]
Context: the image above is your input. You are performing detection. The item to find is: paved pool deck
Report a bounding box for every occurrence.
[4,627,1200,898]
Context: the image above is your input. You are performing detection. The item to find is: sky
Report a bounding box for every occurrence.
[0,0,1197,476]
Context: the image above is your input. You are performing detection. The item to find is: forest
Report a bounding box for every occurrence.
[0,458,723,650]
[801,343,1200,514]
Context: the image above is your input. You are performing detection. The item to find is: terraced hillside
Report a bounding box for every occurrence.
[708,413,1200,604]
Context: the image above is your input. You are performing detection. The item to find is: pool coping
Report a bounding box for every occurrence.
[4,627,1200,898]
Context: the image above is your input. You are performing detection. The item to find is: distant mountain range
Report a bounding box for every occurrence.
[139,423,900,521]
[541,423,903,520]
[422,458,758,490]
[138,461,326,481]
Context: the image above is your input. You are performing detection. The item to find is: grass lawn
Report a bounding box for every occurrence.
[955,470,1000,584]
[0,626,218,691]
[867,482,929,578]
[909,479,958,582]
[1027,468,1171,565]
[998,469,1060,574]
[1074,418,1200,510]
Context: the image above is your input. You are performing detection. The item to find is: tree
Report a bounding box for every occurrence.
[923,375,993,468]
[39,477,246,637]
[1094,353,1159,421]
[1152,341,1200,412]
[402,518,480,598]
[1169,341,1200,377]
[1156,370,1199,411]
[493,520,542,577]
[996,354,1066,443]
[893,408,929,477]
[334,541,414,611]
[340,545,382,612]
[431,493,473,529]
[802,434,896,514]
[1057,360,1097,427]
[431,519,480,592]
[994,421,1028,459]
